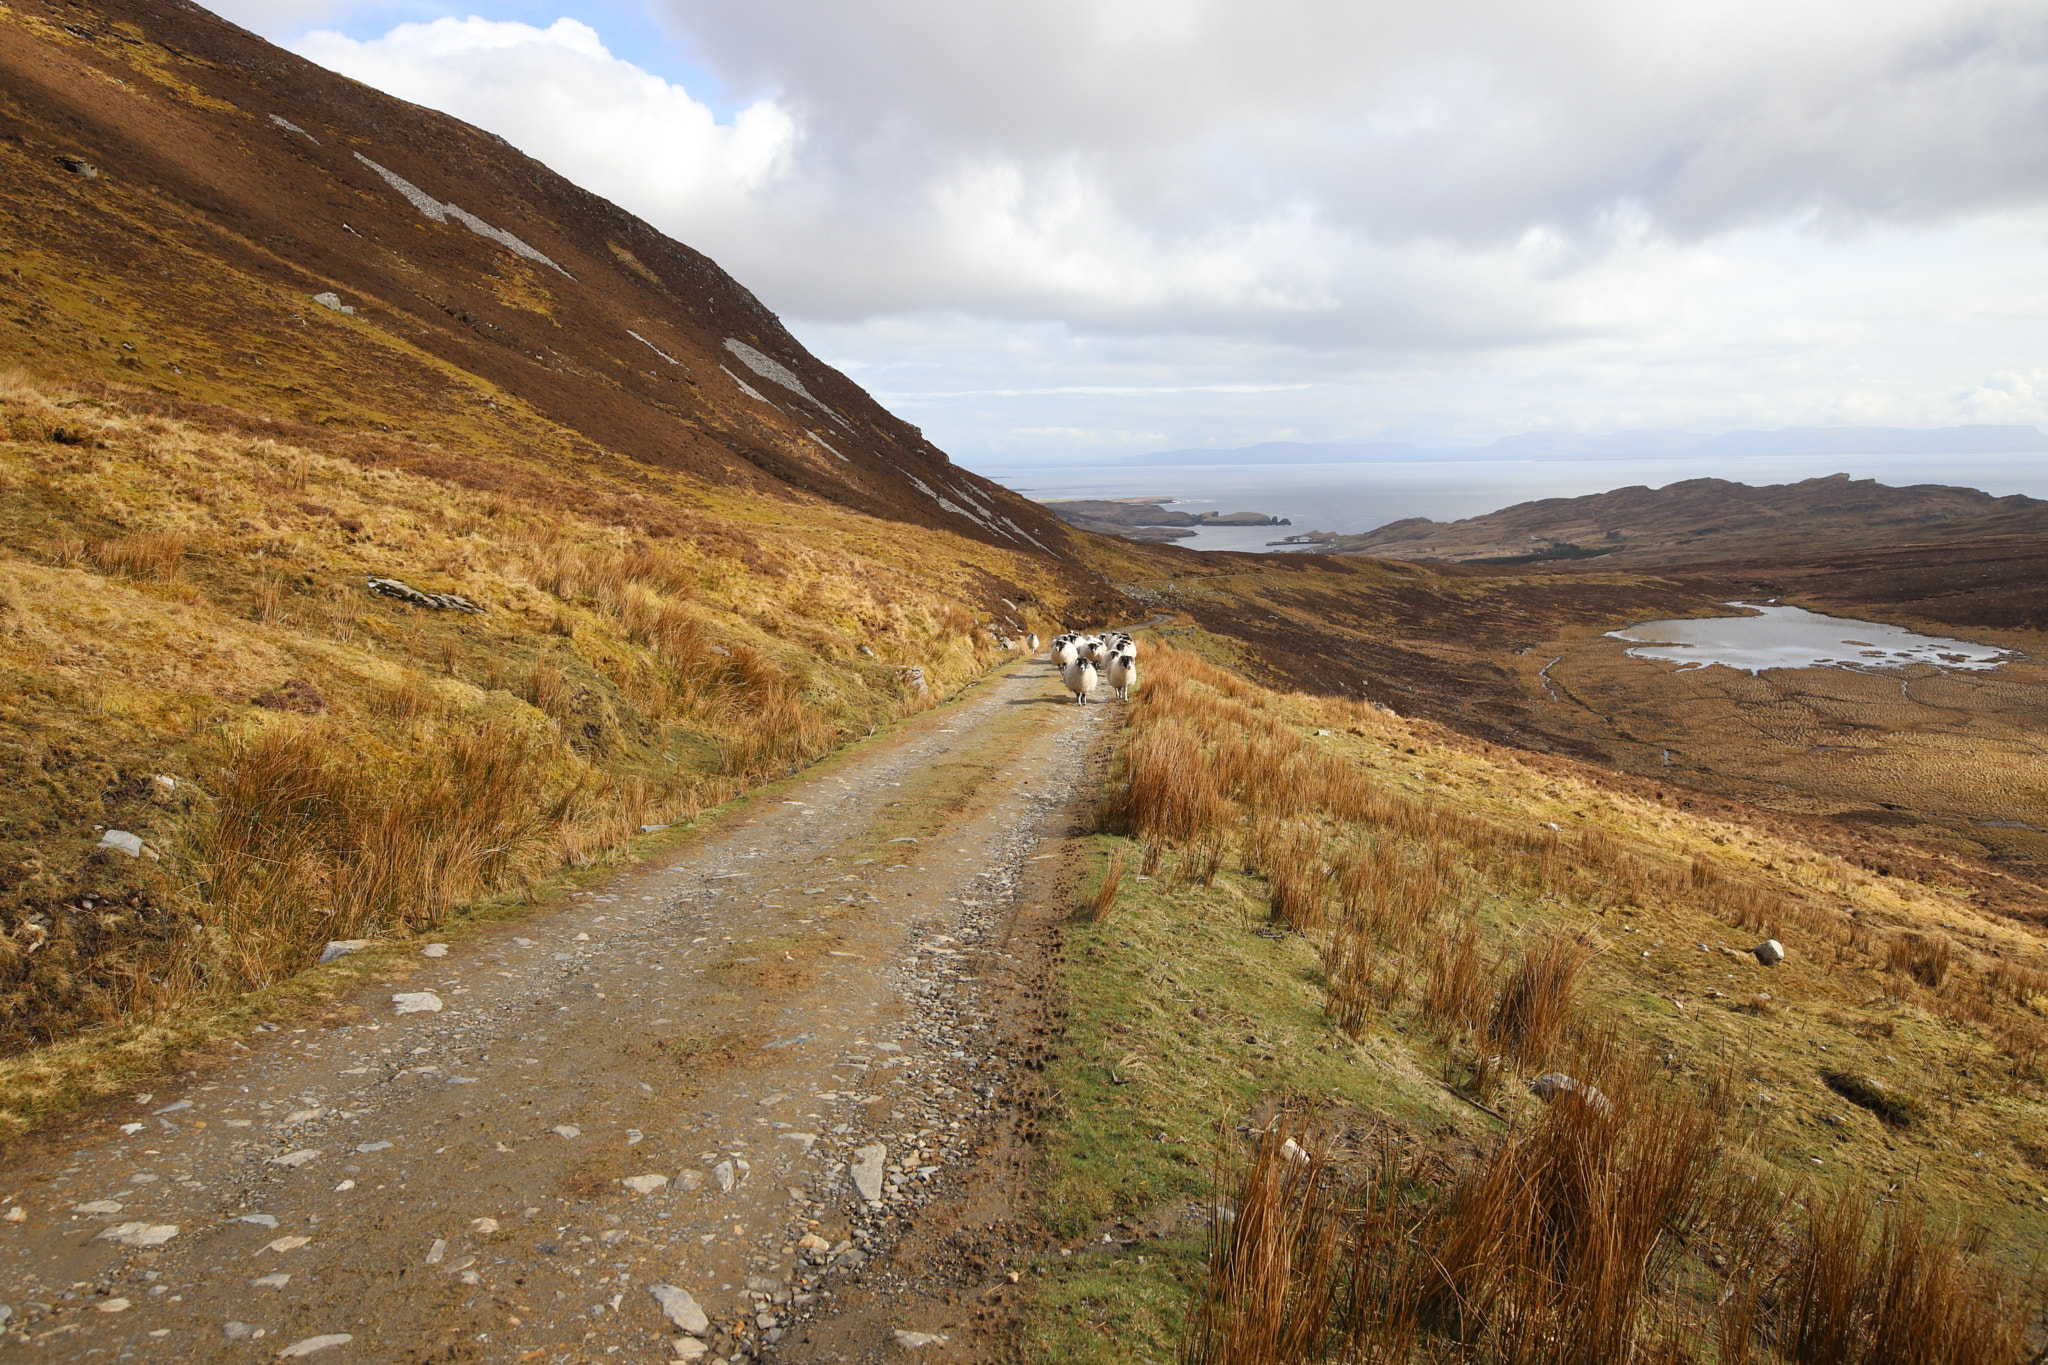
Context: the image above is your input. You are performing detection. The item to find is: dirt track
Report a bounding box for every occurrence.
[0,657,1116,1363]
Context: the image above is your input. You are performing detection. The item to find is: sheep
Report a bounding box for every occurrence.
[1106,651,1138,700]
[1061,657,1098,703]
[1027,632,1041,652]
[1081,635,1107,664]
[1051,636,1080,667]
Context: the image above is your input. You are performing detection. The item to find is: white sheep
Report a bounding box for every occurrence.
[1027,632,1041,652]
[1061,658,1098,703]
[1051,637,1079,667]
[1106,652,1138,700]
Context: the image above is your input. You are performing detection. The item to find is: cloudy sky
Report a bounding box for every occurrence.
[215,0,2048,466]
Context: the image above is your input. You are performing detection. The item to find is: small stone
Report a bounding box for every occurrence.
[97,829,144,857]
[319,940,369,965]
[421,943,449,958]
[893,1330,948,1348]
[2,1206,22,1222]
[284,1108,324,1124]
[674,1170,704,1192]
[333,1180,355,1192]
[392,992,443,1014]
[1753,939,1786,966]
[223,1322,260,1341]
[72,1200,124,1214]
[277,1334,353,1357]
[797,1233,831,1254]
[97,1297,131,1313]
[97,1222,179,1247]
[253,1274,291,1289]
[851,1145,887,1203]
[426,1238,447,1264]
[270,1149,321,1169]
[355,1141,393,1153]
[155,1099,192,1114]
[713,1160,735,1192]
[119,1123,145,1135]
[470,1217,500,1235]
[239,1214,280,1229]
[622,1174,669,1195]
[552,1125,581,1140]
[673,1337,708,1361]
[649,1284,710,1335]
[263,1236,312,1253]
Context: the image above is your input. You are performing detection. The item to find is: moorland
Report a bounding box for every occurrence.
[2,2,2047,1362]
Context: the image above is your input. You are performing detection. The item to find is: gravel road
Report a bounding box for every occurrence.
[0,656,1115,1364]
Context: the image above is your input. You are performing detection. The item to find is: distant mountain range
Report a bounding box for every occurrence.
[1298,472,2048,565]
[1129,425,2048,465]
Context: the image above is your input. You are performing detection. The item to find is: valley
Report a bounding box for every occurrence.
[2,2,2047,1363]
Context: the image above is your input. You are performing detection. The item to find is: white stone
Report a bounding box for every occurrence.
[649,1284,710,1336]
[1753,939,1786,966]
[893,1330,948,1348]
[673,1336,708,1361]
[264,1236,311,1253]
[253,1274,291,1289]
[421,943,449,958]
[97,1297,131,1312]
[97,1223,179,1247]
[98,829,144,857]
[425,1239,446,1264]
[72,1200,124,1214]
[552,1125,581,1139]
[674,1170,704,1191]
[319,940,369,965]
[713,1161,735,1193]
[276,1334,353,1358]
[392,992,443,1014]
[622,1174,669,1195]
[240,1214,280,1228]
[470,1217,499,1234]
[851,1145,887,1203]
[270,1150,321,1168]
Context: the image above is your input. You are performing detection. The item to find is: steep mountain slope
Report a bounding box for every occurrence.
[0,0,1096,585]
[0,0,1137,1104]
[1313,473,2048,564]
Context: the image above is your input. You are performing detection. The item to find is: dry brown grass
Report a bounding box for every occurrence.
[0,369,1079,1080]
[1185,1068,2031,1365]
[1089,848,1129,921]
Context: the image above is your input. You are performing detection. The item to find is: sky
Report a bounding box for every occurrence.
[212,0,2048,467]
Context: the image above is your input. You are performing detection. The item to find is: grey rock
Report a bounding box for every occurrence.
[1753,939,1786,966]
[366,575,483,613]
[1528,1072,1613,1115]
[97,829,144,858]
[851,1144,887,1203]
[649,1284,710,1336]
[319,940,369,965]
[893,1330,947,1348]
[310,293,355,316]
[222,1321,260,1340]
[713,1160,735,1193]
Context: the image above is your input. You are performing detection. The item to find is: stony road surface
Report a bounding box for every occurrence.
[0,656,1116,1364]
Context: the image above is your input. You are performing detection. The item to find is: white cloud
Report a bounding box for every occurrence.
[295,18,797,238]
[285,2,2048,458]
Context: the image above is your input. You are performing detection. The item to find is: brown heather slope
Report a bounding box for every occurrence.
[1317,472,2048,565]
[0,0,1107,595]
[0,0,1139,1125]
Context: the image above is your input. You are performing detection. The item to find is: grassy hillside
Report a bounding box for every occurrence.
[1027,636,2048,1362]
[0,370,1089,1134]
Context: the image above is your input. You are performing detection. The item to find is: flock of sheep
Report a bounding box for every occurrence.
[1037,630,1138,704]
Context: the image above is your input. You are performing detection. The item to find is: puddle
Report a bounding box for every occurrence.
[1608,602,2015,675]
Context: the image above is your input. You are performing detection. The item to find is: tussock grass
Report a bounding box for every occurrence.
[1037,635,2048,1361]
[0,369,1085,1132]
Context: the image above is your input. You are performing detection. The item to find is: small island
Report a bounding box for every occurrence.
[1038,497,1290,542]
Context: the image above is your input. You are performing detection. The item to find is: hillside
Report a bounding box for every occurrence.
[0,0,1129,1095]
[0,0,1101,584]
[1306,473,2048,564]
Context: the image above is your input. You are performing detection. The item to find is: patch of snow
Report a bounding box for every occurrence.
[353,153,571,278]
[269,114,319,144]
[627,330,679,365]
[719,364,773,405]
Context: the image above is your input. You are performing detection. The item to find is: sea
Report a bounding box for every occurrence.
[970,451,2048,553]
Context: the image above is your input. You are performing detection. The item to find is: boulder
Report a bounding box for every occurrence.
[648,1284,709,1336]
[1753,939,1785,966]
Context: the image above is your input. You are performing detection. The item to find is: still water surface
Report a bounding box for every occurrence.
[1608,603,2015,674]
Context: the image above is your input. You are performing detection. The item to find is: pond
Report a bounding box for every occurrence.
[1606,602,2015,675]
